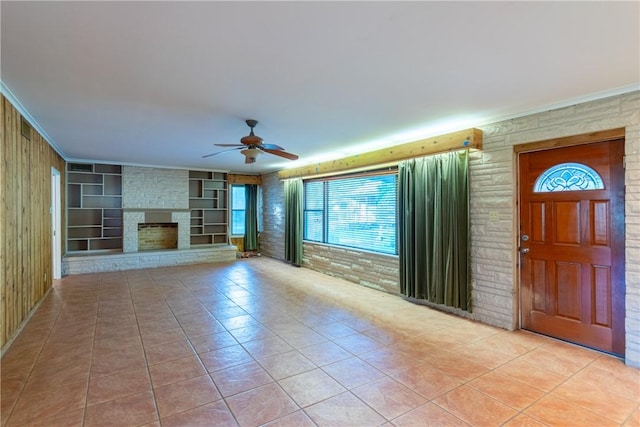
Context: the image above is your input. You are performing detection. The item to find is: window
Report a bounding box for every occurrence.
[230,184,262,236]
[534,162,604,192]
[303,172,397,255]
[230,185,246,235]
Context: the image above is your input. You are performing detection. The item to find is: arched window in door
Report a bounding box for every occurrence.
[533,162,604,192]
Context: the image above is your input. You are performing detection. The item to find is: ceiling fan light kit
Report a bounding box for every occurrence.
[202,119,299,164]
[241,147,262,164]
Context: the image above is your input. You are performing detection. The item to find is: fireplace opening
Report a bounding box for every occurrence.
[138,223,178,251]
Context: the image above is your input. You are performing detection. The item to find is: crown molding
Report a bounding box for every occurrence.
[476,83,640,128]
[64,157,231,174]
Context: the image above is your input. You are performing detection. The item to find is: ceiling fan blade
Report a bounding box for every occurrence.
[261,143,285,151]
[262,148,299,160]
[202,147,242,158]
[215,143,244,147]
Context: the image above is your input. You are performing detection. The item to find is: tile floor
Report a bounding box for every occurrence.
[1,257,639,427]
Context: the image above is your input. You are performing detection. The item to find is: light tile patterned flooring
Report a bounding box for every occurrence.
[1,257,639,427]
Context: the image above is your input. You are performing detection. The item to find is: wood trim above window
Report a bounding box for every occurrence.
[278,128,482,180]
[513,128,625,154]
[228,173,261,185]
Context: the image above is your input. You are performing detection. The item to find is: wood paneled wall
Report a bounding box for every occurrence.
[1,94,65,350]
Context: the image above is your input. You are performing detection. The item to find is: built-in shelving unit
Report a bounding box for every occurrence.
[189,171,228,245]
[66,163,122,252]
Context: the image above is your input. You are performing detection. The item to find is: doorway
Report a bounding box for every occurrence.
[518,134,625,356]
[51,167,61,280]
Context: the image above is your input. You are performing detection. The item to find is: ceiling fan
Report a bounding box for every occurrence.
[202,119,299,164]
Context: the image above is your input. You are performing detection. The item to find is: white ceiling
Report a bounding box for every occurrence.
[2,1,638,174]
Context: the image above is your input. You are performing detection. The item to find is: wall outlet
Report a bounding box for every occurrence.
[489,212,500,221]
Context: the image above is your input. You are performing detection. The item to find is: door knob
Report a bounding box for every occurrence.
[520,247,530,254]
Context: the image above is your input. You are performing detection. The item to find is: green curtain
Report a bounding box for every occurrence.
[284,178,303,266]
[244,184,259,251]
[399,150,470,311]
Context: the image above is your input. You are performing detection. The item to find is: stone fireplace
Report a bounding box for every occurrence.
[120,167,192,253]
[123,210,190,253]
[63,165,237,274]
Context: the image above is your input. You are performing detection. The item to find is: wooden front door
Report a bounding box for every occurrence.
[519,139,625,355]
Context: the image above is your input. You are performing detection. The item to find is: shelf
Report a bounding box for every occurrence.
[102,219,120,229]
[68,163,93,173]
[94,164,121,174]
[104,175,122,195]
[104,209,122,218]
[103,228,122,238]
[68,240,88,251]
[189,170,211,180]
[68,172,103,184]
[68,209,102,226]
[83,195,121,209]
[89,238,122,251]
[68,184,81,208]
[204,210,225,223]
[190,235,213,245]
[66,163,123,253]
[189,171,228,248]
[83,184,102,195]
[204,224,226,234]
[68,227,102,239]
[189,180,202,198]
[203,180,225,190]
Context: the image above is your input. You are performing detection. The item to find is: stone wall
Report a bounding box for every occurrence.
[303,243,399,294]
[261,91,640,366]
[122,166,189,209]
[63,246,237,275]
[121,166,191,252]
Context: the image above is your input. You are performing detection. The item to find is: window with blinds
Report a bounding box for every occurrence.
[303,171,397,255]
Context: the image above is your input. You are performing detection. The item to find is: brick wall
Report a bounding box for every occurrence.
[260,172,286,260]
[261,91,640,366]
[137,223,178,251]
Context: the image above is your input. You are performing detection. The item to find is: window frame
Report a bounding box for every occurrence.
[533,162,605,193]
[229,184,263,237]
[230,184,246,236]
[303,168,398,255]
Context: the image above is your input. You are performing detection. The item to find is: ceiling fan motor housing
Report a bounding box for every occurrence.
[241,119,263,145]
[240,134,263,145]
